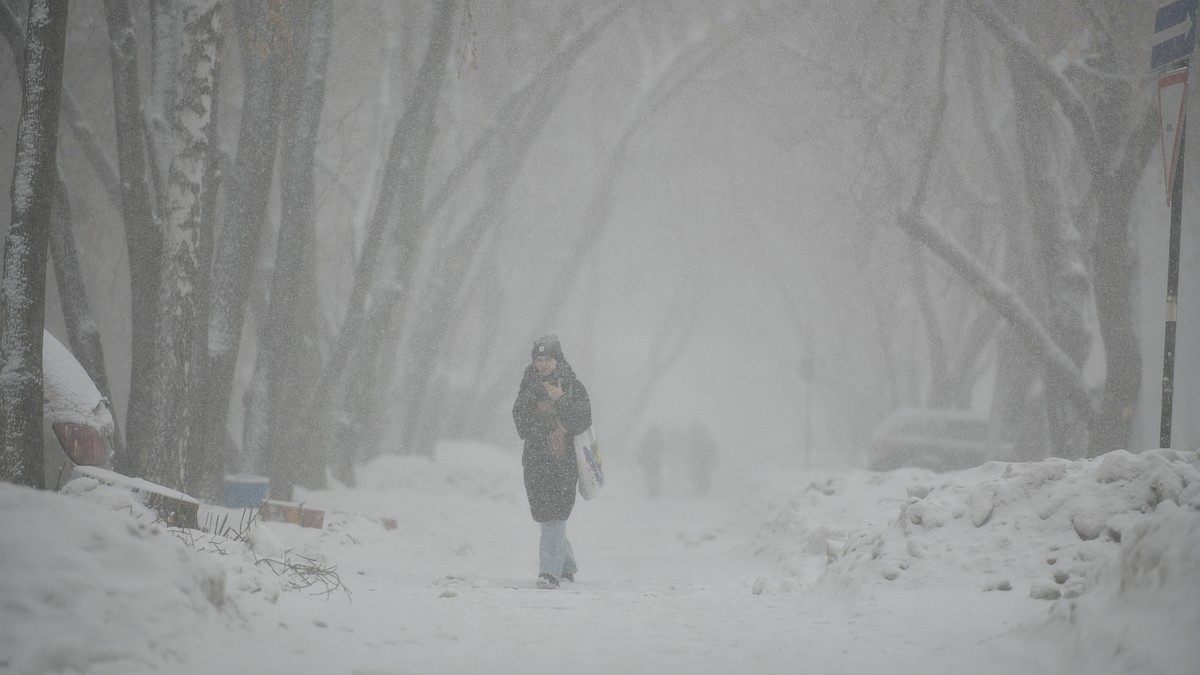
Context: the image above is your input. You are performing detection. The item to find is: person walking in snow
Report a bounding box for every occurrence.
[512,335,592,589]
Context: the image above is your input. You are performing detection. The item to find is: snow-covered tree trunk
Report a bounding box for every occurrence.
[202,0,285,486]
[894,3,1097,429]
[1090,108,1156,454]
[332,282,399,467]
[0,1,119,464]
[1,1,122,214]
[949,12,1053,460]
[1010,73,1093,458]
[244,0,330,500]
[1084,26,1157,455]
[0,0,68,488]
[146,0,221,492]
[967,0,1156,456]
[102,0,161,476]
[147,0,179,204]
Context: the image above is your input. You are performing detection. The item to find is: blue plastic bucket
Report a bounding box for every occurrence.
[223,474,270,508]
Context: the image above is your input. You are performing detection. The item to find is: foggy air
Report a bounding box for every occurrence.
[0,2,1197,673]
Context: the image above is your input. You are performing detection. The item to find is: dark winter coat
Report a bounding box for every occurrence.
[512,359,592,522]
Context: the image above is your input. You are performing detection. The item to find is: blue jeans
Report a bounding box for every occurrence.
[538,519,577,579]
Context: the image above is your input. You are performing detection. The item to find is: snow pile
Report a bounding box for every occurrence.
[1036,502,1200,675]
[0,483,253,674]
[60,473,161,522]
[0,472,326,675]
[745,468,934,580]
[815,449,1200,597]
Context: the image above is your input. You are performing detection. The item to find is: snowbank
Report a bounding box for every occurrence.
[0,443,527,673]
[1037,503,1200,675]
[746,467,935,580]
[0,483,235,674]
[0,470,318,675]
[8,441,1196,674]
[748,448,1200,670]
[804,449,1199,597]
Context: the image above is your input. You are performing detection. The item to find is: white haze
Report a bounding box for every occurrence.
[1,2,1195,466]
[2,3,1200,674]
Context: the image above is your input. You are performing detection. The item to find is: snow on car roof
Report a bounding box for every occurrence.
[41,330,114,433]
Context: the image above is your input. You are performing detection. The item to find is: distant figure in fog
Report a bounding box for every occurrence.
[685,421,717,498]
[512,335,592,589]
[637,426,666,499]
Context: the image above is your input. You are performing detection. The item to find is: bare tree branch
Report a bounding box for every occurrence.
[539,8,755,328]
[897,209,1097,421]
[966,0,1100,167]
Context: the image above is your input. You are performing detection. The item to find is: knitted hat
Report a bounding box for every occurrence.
[531,334,563,361]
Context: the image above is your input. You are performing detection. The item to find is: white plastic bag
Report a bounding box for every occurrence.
[574,426,604,500]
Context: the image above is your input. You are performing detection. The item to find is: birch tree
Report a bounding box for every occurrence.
[0,0,68,487]
[145,0,221,492]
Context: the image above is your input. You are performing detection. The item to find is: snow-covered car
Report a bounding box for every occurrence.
[41,331,117,489]
[867,408,1012,472]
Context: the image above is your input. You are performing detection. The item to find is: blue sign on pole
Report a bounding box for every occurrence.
[1152,0,1198,71]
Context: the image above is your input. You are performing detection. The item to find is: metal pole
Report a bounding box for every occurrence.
[1160,116,1186,448]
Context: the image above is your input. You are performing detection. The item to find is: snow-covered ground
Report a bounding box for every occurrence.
[1,442,1198,674]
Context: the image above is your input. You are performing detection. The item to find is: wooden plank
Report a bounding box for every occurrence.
[259,500,325,529]
[71,466,200,529]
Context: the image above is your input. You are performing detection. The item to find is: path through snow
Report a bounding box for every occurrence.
[3,442,1197,674]
[173,448,1063,675]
